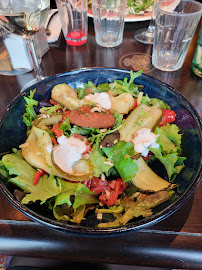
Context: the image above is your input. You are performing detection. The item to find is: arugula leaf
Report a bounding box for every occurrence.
[40,105,62,115]
[102,141,138,182]
[110,70,143,97]
[23,89,38,128]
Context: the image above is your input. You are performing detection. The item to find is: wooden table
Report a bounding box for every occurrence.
[0,18,202,269]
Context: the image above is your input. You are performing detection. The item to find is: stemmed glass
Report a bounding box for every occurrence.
[134,0,157,44]
[0,0,50,87]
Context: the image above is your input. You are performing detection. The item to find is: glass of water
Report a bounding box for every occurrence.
[92,0,127,48]
[152,0,202,72]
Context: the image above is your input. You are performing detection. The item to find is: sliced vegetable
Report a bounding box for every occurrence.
[33,169,46,186]
[119,103,163,142]
[131,157,176,192]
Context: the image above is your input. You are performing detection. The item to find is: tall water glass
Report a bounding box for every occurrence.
[92,0,127,48]
[152,0,202,72]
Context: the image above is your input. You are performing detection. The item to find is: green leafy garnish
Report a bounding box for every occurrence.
[150,123,186,180]
[102,141,138,182]
[23,89,38,128]
[90,147,113,177]
[146,98,171,110]
[109,70,143,97]
[1,152,61,204]
[40,105,62,114]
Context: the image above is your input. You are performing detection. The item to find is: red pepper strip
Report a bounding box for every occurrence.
[118,180,128,196]
[132,98,137,110]
[73,133,91,155]
[49,99,59,105]
[33,169,46,186]
[51,136,57,145]
[91,184,111,195]
[99,178,122,207]
[52,124,63,138]
[158,109,176,126]
[89,177,104,188]
[81,180,92,189]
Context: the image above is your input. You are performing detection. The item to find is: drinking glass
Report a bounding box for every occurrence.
[0,0,50,87]
[134,0,157,44]
[152,0,202,71]
[55,0,88,46]
[92,0,127,48]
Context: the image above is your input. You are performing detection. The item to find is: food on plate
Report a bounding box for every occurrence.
[88,0,153,15]
[0,70,186,228]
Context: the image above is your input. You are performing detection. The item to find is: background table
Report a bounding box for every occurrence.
[0,18,202,270]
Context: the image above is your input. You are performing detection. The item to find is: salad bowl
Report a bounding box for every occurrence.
[0,68,201,235]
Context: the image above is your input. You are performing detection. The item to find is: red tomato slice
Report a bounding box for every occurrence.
[158,109,176,126]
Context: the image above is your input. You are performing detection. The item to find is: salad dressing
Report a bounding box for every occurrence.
[53,135,86,174]
[132,128,159,157]
[84,92,111,110]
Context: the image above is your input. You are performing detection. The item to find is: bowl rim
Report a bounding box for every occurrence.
[0,67,201,235]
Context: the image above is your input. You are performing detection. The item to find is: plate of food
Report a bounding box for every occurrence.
[0,68,201,235]
[88,0,153,22]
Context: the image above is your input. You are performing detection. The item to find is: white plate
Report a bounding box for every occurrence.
[88,9,152,22]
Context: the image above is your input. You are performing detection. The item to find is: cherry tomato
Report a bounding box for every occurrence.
[158,109,176,126]
[72,133,91,155]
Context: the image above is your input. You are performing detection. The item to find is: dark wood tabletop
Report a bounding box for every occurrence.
[0,17,202,270]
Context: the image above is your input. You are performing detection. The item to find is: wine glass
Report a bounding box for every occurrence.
[134,0,157,44]
[0,0,49,89]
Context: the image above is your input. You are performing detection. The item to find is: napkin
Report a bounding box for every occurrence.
[45,9,62,43]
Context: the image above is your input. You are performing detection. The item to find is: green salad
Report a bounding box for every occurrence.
[88,0,153,15]
[0,71,186,228]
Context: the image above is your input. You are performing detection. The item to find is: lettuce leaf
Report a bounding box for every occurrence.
[102,141,138,182]
[53,181,99,222]
[155,124,182,149]
[1,152,61,204]
[150,124,186,181]
[22,175,61,204]
[89,148,113,177]
[146,98,171,110]
[149,148,186,181]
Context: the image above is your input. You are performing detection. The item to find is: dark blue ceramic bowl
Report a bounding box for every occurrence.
[0,68,201,235]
